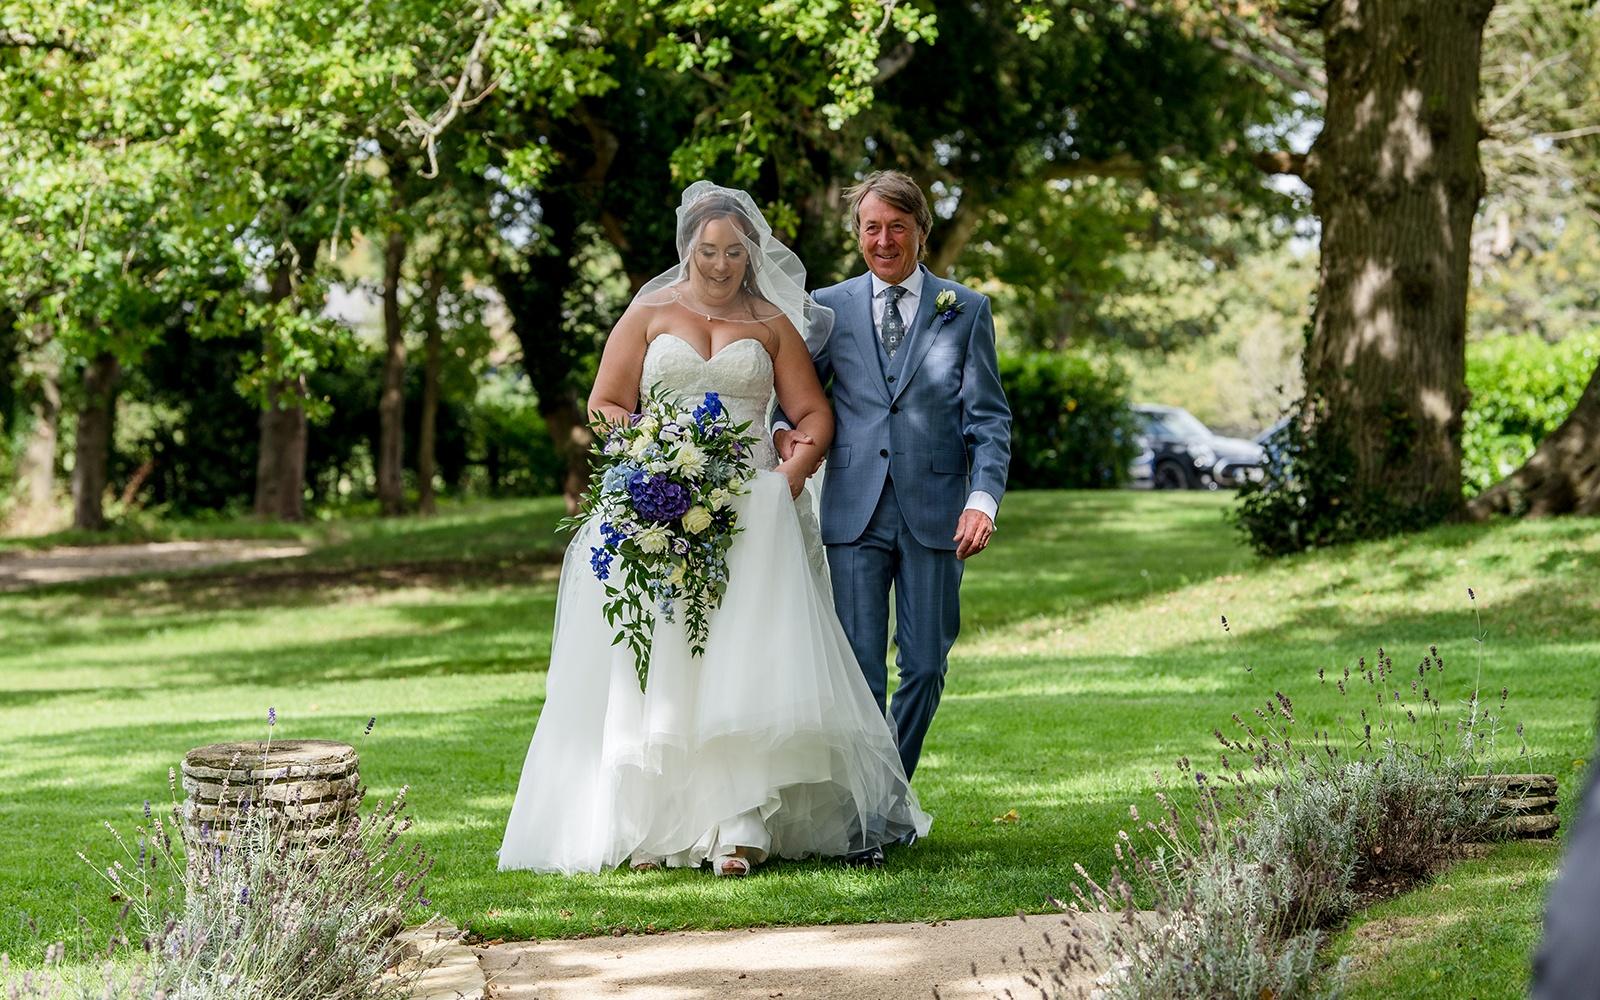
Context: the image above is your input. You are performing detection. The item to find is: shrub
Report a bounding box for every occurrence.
[464,368,565,497]
[999,350,1139,489]
[1034,615,1512,999]
[1462,328,1600,496]
[2,741,446,999]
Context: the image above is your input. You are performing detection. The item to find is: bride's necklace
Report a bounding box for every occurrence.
[674,289,741,323]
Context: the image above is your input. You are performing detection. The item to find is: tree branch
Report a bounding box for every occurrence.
[1037,152,1148,181]
[1253,150,1310,179]
[1115,0,1327,105]
[1203,33,1326,104]
[873,41,915,84]
[401,2,502,179]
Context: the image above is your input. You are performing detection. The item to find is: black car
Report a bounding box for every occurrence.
[1130,403,1266,490]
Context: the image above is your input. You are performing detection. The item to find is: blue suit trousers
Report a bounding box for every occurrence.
[825,476,963,781]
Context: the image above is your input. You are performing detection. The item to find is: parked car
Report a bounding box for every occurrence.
[1130,403,1266,490]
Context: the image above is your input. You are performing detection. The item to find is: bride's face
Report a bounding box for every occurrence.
[688,216,750,305]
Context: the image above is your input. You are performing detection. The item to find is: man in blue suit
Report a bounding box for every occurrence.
[780,172,1011,848]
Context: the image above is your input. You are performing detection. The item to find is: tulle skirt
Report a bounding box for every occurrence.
[499,470,930,873]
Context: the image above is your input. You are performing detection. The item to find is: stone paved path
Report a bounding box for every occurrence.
[408,913,1117,1000]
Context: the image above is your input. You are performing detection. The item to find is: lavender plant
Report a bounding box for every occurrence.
[1034,597,1516,999]
[3,725,447,999]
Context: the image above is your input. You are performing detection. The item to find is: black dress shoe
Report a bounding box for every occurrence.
[843,846,886,868]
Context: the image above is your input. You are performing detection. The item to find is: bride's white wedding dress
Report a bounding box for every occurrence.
[499,334,930,873]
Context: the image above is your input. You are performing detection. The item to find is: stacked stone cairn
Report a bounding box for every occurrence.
[1462,772,1559,838]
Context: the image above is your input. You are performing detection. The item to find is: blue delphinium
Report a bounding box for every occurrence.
[590,546,614,580]
[693,392,724,425]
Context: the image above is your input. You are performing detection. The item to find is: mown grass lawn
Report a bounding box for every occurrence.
[1,491,1593,997]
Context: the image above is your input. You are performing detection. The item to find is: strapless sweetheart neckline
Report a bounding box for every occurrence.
[649,333,771,365]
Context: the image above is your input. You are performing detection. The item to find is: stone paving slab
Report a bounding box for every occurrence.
[466,913,1115,1000]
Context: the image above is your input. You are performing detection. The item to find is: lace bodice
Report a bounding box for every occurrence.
[642,335,777,469]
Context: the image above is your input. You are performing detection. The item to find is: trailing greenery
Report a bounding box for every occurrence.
[999,350,1139,489]
[1462,328,1600,497]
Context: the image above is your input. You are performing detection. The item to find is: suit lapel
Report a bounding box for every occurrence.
[891,266,944,404]
[845,273,892,404]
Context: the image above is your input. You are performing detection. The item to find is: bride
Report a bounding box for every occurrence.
[499,182,929,877]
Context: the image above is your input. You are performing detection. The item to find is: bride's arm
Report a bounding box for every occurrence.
[586,307,650,428]
[771,319,832,496]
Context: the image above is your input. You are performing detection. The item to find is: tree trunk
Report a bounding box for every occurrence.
[14,326,61,529]
[253,238,318,522]
[417,269,444,516]
[1467,361,1600,518]
[494,188,593,514]
[71,351,121,531]
[925,196,983,277]
[377,226,408,516]
[1302,0,1496,524]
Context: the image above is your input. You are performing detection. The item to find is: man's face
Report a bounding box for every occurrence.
[857,192,920,285]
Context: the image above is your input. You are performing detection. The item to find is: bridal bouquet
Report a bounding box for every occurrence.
[563,388,756,690]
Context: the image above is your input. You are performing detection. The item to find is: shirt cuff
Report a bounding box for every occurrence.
[964,490,998,523]
[770,419,793,440]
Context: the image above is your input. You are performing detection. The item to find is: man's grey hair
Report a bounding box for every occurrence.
[844,171,932,259]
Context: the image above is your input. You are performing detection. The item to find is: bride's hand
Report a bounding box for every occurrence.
[776,458,809,499]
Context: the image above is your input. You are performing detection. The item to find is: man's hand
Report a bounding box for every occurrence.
[953,509,995,560]
[774,427,815,462]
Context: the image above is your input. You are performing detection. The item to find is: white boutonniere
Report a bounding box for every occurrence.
[934,288,963,323]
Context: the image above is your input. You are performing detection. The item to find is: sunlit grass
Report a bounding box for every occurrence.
[1,492,1593,999]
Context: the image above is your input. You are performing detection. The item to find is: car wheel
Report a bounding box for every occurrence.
[1153,460,1190,490]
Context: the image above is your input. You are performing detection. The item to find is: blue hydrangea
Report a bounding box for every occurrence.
[626,470,691,522]
[602,462,640,494]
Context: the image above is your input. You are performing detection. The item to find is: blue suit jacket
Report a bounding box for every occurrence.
[811,266,1011,549]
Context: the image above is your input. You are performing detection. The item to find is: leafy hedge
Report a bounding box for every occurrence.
[999,350,1138,489]
[1463,328,1600,496]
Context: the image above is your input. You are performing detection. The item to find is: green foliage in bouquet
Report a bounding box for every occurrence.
[560,387,758,690]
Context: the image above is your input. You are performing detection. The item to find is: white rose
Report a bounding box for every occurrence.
[635,525,671,554]
[673,442,708,477]
[636,416,659,437]
[707,488,732,510]
[628,436,652,461]
[682,506,713,534]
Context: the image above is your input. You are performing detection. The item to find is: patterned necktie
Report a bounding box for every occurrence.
[880,285,907,358]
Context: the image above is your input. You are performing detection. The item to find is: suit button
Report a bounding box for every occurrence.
[879,449,889,458]
[890,405,899,414]
[886,375,896,383]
